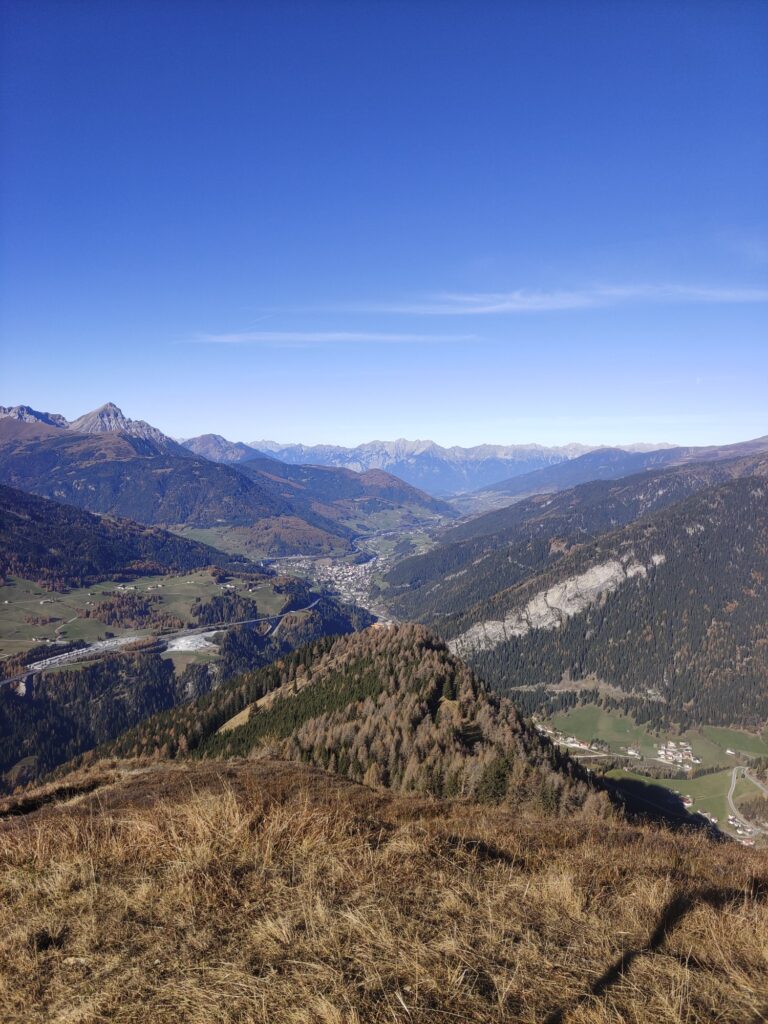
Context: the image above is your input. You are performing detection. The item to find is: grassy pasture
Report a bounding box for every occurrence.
[608,768,736,829]
[551,706,661,759]
[702,725,768,758]
[0,572,285,662]
[550,705,768,770]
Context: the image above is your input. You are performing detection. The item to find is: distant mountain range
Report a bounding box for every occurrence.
[458,435,768,512]
[229,438,674,496]
[2,405,676,498]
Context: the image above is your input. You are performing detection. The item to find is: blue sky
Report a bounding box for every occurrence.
[1,0,766,447]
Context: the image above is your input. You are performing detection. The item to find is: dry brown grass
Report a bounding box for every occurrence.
[1,758,767,1023]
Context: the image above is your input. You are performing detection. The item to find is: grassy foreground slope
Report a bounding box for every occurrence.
[1,758,767,1024]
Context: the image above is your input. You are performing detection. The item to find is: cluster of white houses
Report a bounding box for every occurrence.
[728,814,756,844]
[655,740,701,769]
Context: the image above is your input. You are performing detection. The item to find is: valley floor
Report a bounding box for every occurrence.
[1,758,767,1023]
[539,705,768,840]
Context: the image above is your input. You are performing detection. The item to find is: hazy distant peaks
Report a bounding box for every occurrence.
[255,438,674,459]
[251,438,678,495]
[182,433,268,464]
[1,402,677,498]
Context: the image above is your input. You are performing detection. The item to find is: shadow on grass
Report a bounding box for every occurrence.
[604,775,722,836]
[0,778,106,818]
[544,879,768,1024]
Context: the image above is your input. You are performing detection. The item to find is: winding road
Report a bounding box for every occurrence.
[726,766,766,836]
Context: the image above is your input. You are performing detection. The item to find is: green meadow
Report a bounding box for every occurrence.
[550,704,768,771]
[0,572,285,662]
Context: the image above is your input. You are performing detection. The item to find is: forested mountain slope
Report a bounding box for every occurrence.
[385,454,767,623]
[0,485,250,588]
[0,595,372,791]
[442,476,768,728]
[87,624,601,813]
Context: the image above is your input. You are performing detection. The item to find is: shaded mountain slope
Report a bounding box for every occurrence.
[0,484,252,588]
[0,425,357,554]
[482,446,684,499]
[238,456,453,522]
[0,414,451,555]
[0,426,290,523]
[0,419,66,443]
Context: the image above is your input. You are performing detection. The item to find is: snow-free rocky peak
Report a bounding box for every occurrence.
[68,403,177,449]
[0,405,69,428]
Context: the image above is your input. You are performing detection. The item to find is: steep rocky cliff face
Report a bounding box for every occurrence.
[448,554,665,657]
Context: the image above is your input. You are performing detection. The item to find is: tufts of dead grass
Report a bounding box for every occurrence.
[0,758,767,1023]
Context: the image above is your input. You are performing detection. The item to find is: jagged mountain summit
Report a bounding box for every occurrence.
[0,401,182,453]
[68,402,176,448]
[0,404,68,428]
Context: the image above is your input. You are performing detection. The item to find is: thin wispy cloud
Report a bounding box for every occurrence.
[186,330,475,346]
[349,283,768,316]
